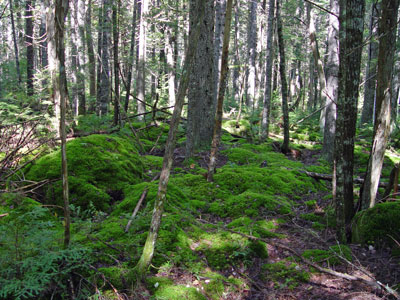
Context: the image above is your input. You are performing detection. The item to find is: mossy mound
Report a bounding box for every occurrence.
[147,276,206,300]
[222,119,251,137]
[0,192,42,217]
[302,245,352,266]
[261,261,310,290]
[352,202,400,247]
[25,134,144,210]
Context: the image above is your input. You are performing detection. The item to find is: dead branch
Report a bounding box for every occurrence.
[125,189,148,233]
[0,213,9,218]
[302,171,398,189]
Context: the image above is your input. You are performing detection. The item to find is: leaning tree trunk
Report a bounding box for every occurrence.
[322,0,339,162]
[135,0,206,278]
[260,0,275,142]
[276,0,290,154]
[207,0,233,182]
[334,0,365,242]
[46,0,70,248]
[360,0,400,209]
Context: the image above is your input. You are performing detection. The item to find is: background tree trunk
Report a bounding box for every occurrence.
[86,0,96,102]
[25,0,35,96]
[136,0,148,120]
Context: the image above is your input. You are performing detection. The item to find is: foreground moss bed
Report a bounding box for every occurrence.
[3,124,399,299]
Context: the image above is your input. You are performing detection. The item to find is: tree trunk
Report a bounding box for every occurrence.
[276,0,290,154]
[186,0,216,157]
[124,0,138,112]
[113,0,120,125]
[136,0,149,120]
[76,0,86,115]
[213,0,226,105]
[135,0,206,278]
[232,0,240,108]
[98,0,111,116]
[86,0,96,101]
[360,0,400,209]
[69,11,79,116]
[246,0,257,110]
[360,2,379,125]
[334,0,365,242]
[39,0,48,88]
[322,0,339,162]
[10,0,22,84]
[25,0,35,96]
[165,25,176,107]
[207,0,233,182]
[260,0,275,142]
[46,0,70,248]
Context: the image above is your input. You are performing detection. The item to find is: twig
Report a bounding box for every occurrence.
[125,189,148,233]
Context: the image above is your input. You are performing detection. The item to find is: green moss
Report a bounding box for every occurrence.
[147,276,206,300]
[249,240,269,259]
[352,202,400,247]
[222,119,251,137]
[98,265,132,290]
[300,213,323,222]
[262,261,310,289]
[302,245,351,266]
[25,134,143,210]
[305,200,317,208]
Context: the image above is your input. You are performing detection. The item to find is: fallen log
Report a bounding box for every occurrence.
[302,171,399,189]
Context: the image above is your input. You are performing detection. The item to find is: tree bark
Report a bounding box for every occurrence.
[360,2,379,125]
[246,0,257,110]
[360,0,400,209]
[135,0,206,278]
[25,0,35,96]
[113,0,120,125]
[46,0,70,248]
[322,0,339,162]
[124,0,138,112]
[86,0,96,101]
[334,0,365,242]
[136,0,149,120]
[276,0,290,154]
[207,0,233,182]
[186,0,216,157]
[10,0,21,84]
[76,0,86,115]
[260,0,275,142]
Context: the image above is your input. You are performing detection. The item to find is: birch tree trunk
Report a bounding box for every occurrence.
[361,0,400,209]
[135,0,206,278]
[260,0,275,142]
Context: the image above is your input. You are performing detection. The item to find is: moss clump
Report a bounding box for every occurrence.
[302,245,352,266]
[352,202,400,247]
[25,134,143,210]
[0,192,42,216]
[249,240,269,259]
[261,261,310,289]
[222,119,251,137]
[147,276,206,300]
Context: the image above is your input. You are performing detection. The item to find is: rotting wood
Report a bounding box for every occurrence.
[302,170,398,189]
[125,189,148,233]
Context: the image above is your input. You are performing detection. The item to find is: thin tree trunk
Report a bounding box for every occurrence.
[135,0,206,278]
[322,0,339,162]
[360,2,379,125]
[260,0,275,142]
[136,0,148,120]
[113,0,120,125]
[276,0,290,154]
[124,0,138,112]
[207,0,233,182]
[361,0,400,209]
[10,0,21,84]
[46,0,70,248]
[25,0,35,96]
[165,25,176,107]
[246,0,257,110]
[76,0,86,115]
[334,0,365,242]
[213,0,226,105]
[86,0,96,101]
[232,0,240,108]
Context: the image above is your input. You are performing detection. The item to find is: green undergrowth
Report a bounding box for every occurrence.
[261,260,310,290]
[302,245,352,266]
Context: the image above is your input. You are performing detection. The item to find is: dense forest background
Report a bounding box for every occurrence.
[1,0,400,299]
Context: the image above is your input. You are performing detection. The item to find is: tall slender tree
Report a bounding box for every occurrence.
[360,0,400,209]
[25,0,35,96]
[10,0,21,85]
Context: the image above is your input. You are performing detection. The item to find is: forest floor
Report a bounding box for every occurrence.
[136,147,400,300]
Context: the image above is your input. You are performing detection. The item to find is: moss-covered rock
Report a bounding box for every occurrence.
[352,202,400,247]
[25,134,144,210]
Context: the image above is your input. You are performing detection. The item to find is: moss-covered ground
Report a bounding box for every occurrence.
[1,118,399,299]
